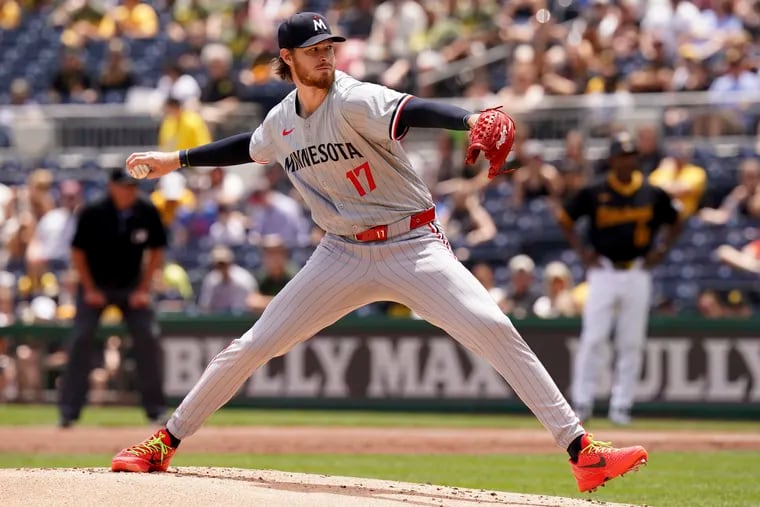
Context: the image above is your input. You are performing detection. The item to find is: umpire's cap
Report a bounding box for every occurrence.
[278,12,346,49]
[608,131,638,158]
[109,167,138,185]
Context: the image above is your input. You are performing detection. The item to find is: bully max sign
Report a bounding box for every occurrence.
[162,332,760,404]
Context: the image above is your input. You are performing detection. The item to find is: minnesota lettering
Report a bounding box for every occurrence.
[284,142,363,173]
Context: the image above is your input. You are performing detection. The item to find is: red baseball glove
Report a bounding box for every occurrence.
[464,106,516,179]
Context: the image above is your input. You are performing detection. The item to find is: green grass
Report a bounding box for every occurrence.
[2,404,759,432]
[0,451,757,507]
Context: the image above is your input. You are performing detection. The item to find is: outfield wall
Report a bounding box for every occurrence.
[2,316,759,417]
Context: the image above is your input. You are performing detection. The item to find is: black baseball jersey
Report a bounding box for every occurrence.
[72,196,167,289]
[558,172,679,262]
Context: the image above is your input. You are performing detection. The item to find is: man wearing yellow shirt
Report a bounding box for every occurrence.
[648,143,707,217]
[158,97,212,152]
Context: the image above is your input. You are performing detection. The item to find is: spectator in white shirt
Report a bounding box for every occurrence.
[209,204,248,247]
[26,179,83,275]
[197,245,257,314]
[247,177,310,249]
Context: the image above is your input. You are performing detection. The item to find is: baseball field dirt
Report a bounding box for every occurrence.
[1,426,756,506]
[0,426,757,454]
[1,467,634,507]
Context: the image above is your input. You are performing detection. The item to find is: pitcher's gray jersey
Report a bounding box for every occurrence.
[249,71,433,235]
[166,72,584,452]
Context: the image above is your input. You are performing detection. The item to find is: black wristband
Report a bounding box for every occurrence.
[463,114,473,130]
[179,149,190,168]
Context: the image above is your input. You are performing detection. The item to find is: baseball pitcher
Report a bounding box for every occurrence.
[111,12,648,493]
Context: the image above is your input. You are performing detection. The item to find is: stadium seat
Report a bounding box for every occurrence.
[483,197,503,215]
[0,127,11,148]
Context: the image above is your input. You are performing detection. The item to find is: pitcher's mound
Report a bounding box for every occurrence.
[0,467,632,506]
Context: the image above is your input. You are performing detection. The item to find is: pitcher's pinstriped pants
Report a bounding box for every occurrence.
[168,226,583,448]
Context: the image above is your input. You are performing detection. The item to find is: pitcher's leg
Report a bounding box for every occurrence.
[167,240,376,439]
[610,270,652,414]
[382,237,582,448]
[571,269,618,415]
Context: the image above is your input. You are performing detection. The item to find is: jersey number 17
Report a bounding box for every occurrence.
[346,162,376,196]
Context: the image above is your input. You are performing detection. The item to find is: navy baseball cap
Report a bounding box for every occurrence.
[278,12,346,49]
[609,131,638,157]
[109,167,138,185]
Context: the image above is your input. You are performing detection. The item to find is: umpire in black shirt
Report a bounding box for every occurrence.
[58,168,168,427]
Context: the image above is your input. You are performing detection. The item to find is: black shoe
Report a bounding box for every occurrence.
[58,417,75,429]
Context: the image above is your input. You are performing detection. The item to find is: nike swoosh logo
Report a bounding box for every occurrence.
[579,456,606,468]
[282,128,295,136]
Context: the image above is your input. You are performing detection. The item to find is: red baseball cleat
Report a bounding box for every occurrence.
[570,433,648,492]
[111,428,177,473]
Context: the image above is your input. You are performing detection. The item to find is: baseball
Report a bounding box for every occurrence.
[129,164,152,179]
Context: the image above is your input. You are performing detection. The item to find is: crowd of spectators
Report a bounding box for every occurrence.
[0,124,756,328]
[1,1,760,135]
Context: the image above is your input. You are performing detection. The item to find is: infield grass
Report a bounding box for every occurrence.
[0,451,757,507]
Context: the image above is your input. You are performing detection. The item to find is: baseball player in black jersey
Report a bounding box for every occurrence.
[557,131,684,425]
